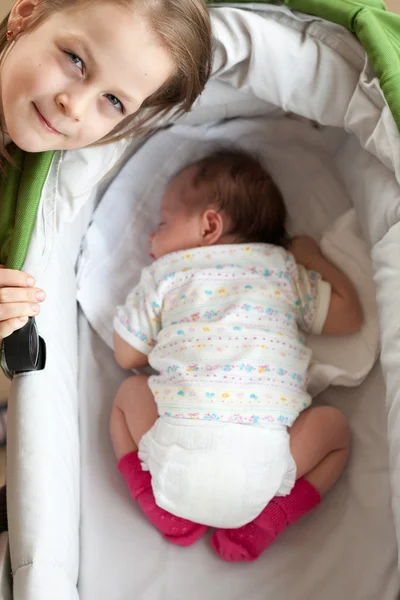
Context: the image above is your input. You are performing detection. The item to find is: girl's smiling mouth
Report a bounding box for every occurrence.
[33,103,63,135]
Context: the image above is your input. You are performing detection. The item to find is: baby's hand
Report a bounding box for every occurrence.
[0,268,45,341]
[289,236,321,270]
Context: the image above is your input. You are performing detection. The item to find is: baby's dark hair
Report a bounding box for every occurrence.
[184,149,289,247]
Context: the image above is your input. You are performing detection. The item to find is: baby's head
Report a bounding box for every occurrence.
[150,149,288,260]
[0,0,212,153]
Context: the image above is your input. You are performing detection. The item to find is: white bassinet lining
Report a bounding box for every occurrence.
[76,115,398,598]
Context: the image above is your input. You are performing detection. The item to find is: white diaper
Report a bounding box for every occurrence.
[139,417,296,528]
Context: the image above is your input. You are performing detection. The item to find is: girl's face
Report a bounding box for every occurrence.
[1,0,175,152]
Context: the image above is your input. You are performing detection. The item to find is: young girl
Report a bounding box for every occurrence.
[0,0,212,527]
[0,0,212,339]
[111,149,359,562]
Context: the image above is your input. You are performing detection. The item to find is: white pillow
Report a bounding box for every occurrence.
[307,209,380,396]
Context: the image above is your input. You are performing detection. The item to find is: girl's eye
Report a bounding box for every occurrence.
[66,51,85,73]
[104,94,124,114]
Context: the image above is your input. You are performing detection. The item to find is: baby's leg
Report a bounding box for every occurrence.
[111,375,207,546]
[110,374,158,460]
[213,406,350,561]
[290,405,350,495]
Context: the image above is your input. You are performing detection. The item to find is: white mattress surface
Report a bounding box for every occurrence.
[76,117,399,599]
[78,323,398,600]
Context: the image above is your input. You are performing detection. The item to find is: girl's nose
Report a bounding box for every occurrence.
[55,91,87,122]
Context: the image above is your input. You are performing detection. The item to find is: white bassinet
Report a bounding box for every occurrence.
[2,3,400,599]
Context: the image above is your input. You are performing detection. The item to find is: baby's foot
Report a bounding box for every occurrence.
[118,451,207,546]
[212,478,321,562]
[212,505,282,561]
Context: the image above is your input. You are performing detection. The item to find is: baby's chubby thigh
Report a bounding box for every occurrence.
[139,418,294,528]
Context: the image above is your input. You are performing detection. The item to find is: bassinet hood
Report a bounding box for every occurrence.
[187,2,400,178]
[211,0,400,129]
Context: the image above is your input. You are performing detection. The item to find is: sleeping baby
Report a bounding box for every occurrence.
[111,149,362,562]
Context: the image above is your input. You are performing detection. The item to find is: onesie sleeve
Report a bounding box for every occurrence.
[287,254,331,335]
[113,268,162,355]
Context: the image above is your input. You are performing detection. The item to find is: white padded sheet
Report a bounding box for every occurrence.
[78,322,398,600]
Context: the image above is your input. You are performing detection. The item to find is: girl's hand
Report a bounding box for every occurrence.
[0,268,46,341]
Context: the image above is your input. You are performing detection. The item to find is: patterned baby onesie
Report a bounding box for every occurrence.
[114,244,331,427]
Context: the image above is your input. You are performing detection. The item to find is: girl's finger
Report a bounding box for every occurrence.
[0,316,29,342]
[0,287,45,304]
[0,269,36,289]
[0,302,40,323]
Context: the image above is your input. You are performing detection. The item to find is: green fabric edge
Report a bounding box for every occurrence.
[0,149,25,266]
[211,0,400,130]
[0,150,55,271]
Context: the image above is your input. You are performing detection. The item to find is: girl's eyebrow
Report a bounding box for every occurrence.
[67,34,139,108]
[68,34,94,64]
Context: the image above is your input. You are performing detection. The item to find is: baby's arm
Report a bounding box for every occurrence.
[290,236,363,335]
[114,332,149,370]
[113,269,161,370]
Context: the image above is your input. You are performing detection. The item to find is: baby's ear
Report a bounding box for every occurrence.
[200,209,224,246]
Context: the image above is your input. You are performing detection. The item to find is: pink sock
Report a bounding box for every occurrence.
[118,451,208,547]
[212,478,321,562]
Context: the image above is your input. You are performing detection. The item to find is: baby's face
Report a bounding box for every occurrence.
[150,168,203,260]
